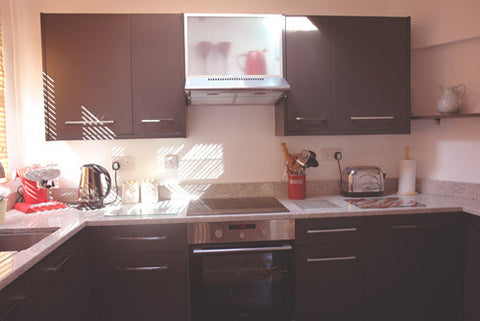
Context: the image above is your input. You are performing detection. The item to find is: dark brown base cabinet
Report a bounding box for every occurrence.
[277,16,410,136]
[295,218,363,321]
[364,214,462,321]
[465,214,480,321]
[0,275,34,321]
[0,229,91,321]
[2,213,479,321]
[41,14,186,141]
[31,229,91,321]
[92,224,189,321]
[295,214,462,321]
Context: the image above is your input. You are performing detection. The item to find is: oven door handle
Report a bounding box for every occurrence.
[192,244,292,254]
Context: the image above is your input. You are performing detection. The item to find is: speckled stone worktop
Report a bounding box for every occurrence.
[1,192,480,291]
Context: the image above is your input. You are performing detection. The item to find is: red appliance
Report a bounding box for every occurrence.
[14,166,66,213]
[237,49,267,75]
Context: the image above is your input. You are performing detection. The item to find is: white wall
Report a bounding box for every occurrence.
[5,0,480,191]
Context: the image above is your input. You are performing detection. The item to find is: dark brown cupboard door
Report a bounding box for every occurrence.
[92,224,189,321]
[364,214,461,321]
[94,252,189,321]
[332,17,410,134]
[0,275,33,321]
[465,214,480,321]
[32,229,91,321]
[295,244,362,321]
[283,16,334,134]
[131,14,186,137]
[42,14,133,140]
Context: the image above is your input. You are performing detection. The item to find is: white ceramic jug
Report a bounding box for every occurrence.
[436,84,466,114]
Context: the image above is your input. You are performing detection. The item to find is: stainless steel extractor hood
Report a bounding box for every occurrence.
[185,77,290,105]
[184,14,289,105]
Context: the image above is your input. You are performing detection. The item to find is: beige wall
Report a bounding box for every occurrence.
[4,0,480,192]
[386,0,480,48]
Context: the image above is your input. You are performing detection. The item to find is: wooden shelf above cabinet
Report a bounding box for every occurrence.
[410,113,480,125]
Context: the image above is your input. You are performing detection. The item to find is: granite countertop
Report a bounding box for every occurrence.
[0,192,479,290]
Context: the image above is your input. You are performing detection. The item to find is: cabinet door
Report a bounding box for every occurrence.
[332,17,410,134]
[465,214,480,321]
[42,14,133,140]
[295,244,362,321]
[283,16,334,134]
[94,251,189,321]
[131,14,186,137]
[364,214,461,321]
[32,230,91,321]
[0,275,33,321]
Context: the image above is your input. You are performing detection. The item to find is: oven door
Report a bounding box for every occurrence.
[189,241,294,321]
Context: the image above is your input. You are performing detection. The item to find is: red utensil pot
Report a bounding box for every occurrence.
[288,173,306,199]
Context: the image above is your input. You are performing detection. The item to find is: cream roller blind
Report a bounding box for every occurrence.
[0,17,8,183]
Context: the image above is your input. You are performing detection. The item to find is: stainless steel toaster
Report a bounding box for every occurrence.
[341,166,385,197]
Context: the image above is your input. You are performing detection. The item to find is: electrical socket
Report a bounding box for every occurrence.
[111,156,135,170]
[320,148,343,162]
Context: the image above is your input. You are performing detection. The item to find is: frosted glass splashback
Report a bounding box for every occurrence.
[185,14,283,77]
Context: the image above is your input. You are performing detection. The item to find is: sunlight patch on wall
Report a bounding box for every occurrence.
[156,144,185,164]
[111,146,126,158]
[178,143,224,180]
[161,182,212,200]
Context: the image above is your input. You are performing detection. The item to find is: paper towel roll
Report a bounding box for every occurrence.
[398,159,417,195]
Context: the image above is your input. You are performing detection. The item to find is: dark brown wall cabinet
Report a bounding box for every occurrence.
[92,224,189,321]
[277,16,410,135]
[41,14,186,141]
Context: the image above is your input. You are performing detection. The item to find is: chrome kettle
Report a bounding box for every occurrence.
[78,164,111,209]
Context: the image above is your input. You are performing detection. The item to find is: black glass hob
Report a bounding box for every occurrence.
[187,197,289,216]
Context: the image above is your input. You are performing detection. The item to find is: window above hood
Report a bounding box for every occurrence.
[184,14,290,105]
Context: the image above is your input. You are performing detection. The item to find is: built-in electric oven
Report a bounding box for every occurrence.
[188,220,295,321]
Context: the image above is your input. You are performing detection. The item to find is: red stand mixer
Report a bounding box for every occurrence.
[14,166,66,213]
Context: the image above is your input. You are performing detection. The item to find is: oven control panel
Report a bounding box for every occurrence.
[187,219,295,244]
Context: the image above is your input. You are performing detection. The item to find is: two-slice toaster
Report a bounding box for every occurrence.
[341,166,385,197]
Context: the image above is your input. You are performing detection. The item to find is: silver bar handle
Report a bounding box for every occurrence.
[307,256,356,263]
[141,119,174,123]
[65,120,115,125]
[113,235,168,241]
[44,251,75,273]
[307,227,357,234]
[392,225,424,230]
[296,117,327,121]
[115,265,168,272]
[192,244,292,255]
[1,295,27,319]
[350,116,395,120]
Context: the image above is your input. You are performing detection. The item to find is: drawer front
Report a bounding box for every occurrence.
[295,244,362,321]
[93,224,187,254]
[94,251,189,321]
[296,217,362,245]
[365,213,461,232]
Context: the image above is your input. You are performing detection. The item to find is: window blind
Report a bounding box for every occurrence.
[0,17,8,183]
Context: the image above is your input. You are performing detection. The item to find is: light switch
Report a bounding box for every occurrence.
[164,154,178,169]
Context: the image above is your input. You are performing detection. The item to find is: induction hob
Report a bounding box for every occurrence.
[187,197,289,216]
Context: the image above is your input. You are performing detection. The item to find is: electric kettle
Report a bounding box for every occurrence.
[78,164,112,209]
